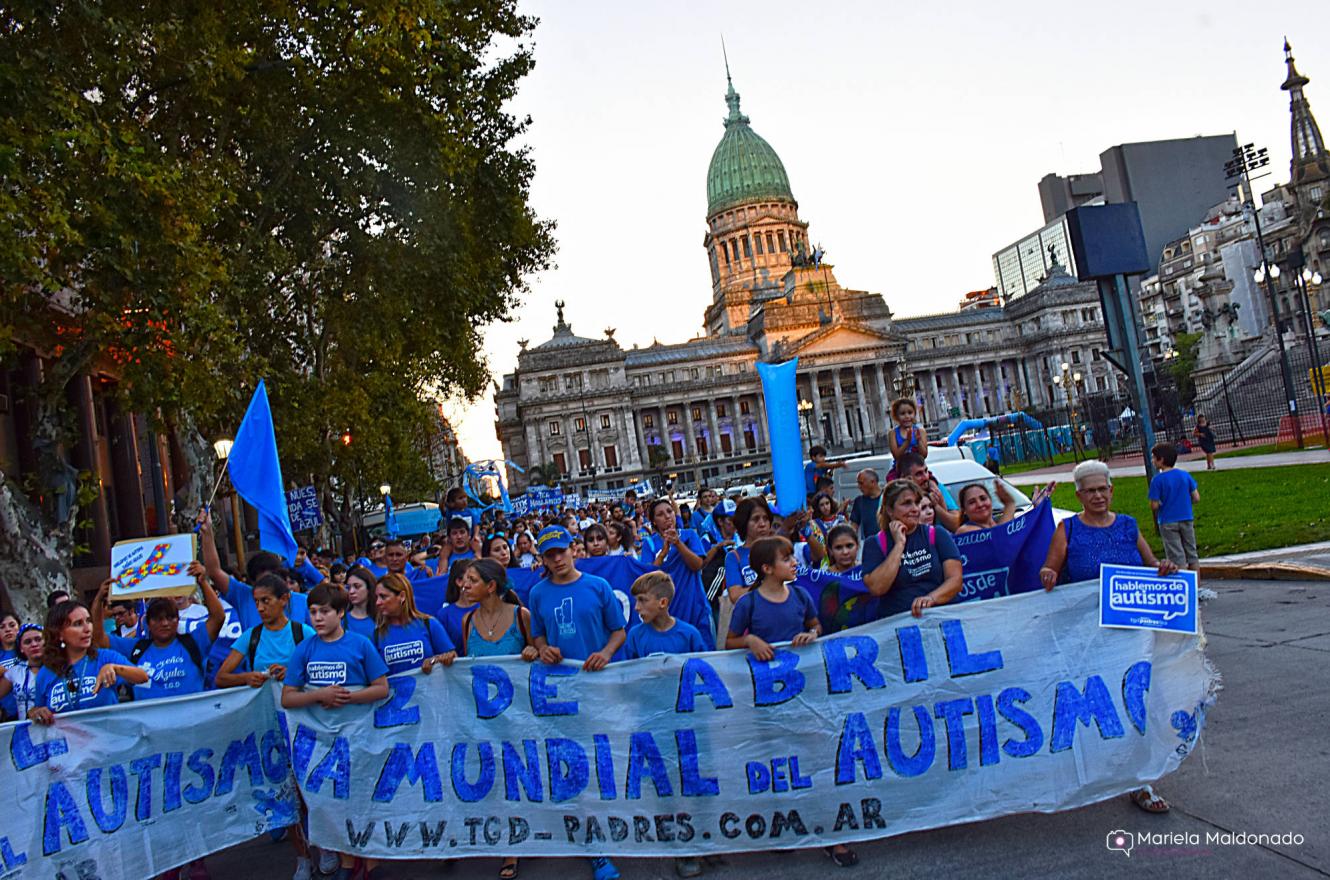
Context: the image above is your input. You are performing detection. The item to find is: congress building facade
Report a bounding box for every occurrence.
[494,75,1117,494]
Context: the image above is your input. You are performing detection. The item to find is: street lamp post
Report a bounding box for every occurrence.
[1052,362,1084,462]
[1295,267,1330,447]
[213,438,245,567]
[797,398,813,441]
[1226,142,1303,448]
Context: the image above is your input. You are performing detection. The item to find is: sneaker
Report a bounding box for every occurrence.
[675,857,703,878]
[316,849,340,875]
[292,858,313,880]
[589,857,620,880]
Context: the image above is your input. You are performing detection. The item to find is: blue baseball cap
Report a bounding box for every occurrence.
[536,526,573,554]
[716,498,737,517]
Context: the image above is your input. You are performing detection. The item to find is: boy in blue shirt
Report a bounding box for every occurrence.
[526,525,625,880]
[1149,442,1201,571]
[625,572,707,659]
[803,445,846,499]
[282,583,389,880]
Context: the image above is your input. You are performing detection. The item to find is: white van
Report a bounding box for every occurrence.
[830,446,974,503]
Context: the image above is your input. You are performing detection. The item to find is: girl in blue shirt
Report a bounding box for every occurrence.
[216,574,316,689]
[373,572,456,676]
[29,595,148,724]
[343,565,378,640]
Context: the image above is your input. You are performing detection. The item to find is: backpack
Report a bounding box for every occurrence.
[878,524,936,558]
[247,621,305,671]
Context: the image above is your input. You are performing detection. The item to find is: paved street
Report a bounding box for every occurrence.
[204,576,1329,880]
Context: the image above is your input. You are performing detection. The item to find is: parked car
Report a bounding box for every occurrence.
[927,459,1073,523]
[829,445,975,503]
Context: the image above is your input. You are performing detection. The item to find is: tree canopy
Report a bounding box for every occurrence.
[0,1,555,603]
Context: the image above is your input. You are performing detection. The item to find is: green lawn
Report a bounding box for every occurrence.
[1215,442,1326,458]
[1013,463,1330,558]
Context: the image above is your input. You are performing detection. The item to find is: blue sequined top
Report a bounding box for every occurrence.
[1062,513,1142,583]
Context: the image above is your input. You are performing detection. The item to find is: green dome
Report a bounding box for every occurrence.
[706,79,795,216]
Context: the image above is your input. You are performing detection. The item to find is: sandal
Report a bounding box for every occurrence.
[825,845,859,867]
[499,859,519,880]
[1130,787,1170,813]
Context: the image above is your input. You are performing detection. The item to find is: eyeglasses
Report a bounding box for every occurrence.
[1078,486,1111,495]
[369,542,385,550]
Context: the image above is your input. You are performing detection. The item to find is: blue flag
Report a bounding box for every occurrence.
[228,380,298,562]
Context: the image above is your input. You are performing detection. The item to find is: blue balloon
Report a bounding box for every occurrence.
[756,358,804,516]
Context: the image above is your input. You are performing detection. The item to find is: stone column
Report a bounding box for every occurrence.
[706,400,721,461]
[854,366,871,442]
[972,363,985,415]
[754,390,768,450]
[730,395,743,451]
[809,371,825,442]
[874,363,890,437]
[683,400,698,462]
[832,367,852,445]
[564,416,580,476]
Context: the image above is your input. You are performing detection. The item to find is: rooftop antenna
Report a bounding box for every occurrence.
[722,35,732,86]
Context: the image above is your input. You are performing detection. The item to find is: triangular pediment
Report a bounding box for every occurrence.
[783,322,900,355]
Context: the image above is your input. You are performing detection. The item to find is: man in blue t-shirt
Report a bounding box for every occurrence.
[848,468,883,541]
[1149,442,1201,571]
[528,526,626,669]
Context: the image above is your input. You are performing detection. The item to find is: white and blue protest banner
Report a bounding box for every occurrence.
[951,500,1056,602]
[0,685,297,879]
[525,486,564,512]
[1100,564,1199,634]
[286,484,324,532]
[288,582,1216,859]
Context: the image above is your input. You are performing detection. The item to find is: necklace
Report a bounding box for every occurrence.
[475,605,505,637]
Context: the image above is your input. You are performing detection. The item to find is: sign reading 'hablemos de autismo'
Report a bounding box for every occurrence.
[1099,563,1198,635]
[289,582,1216,859]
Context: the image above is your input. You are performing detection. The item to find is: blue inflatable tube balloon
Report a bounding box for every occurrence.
[757,358,805,515]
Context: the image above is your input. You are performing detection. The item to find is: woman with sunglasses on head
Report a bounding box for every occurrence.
[29,590,149,724]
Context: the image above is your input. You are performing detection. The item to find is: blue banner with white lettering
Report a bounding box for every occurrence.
[950,501,1056,602]
[0,685,296,879]
[792,502,1056,635]
[1100,564,1198,634]
[286,582,1217,858]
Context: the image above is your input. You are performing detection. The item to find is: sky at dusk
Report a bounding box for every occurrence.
[445,0,1329,469]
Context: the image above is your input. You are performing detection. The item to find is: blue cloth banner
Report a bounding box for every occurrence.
[228,380,298,562]
[1100,564,1198,634]
[0,685,296,879]
[756,358,804,515]
[286,582,1217,858]
[285,485,323,532]
[383,494,399,539]
[950,501,1056,602]
[792,502,1056,634]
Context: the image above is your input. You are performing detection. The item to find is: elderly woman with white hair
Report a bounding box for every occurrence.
[1039,459,1179,815]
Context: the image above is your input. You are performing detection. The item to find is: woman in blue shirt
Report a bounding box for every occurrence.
[92,564,225,701]
[29,593,148,723]
[1039,460,1178,815]
[343,565,378,640]
[863,481,963,619]
[639,499,714,649]
[373,572,456,676]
